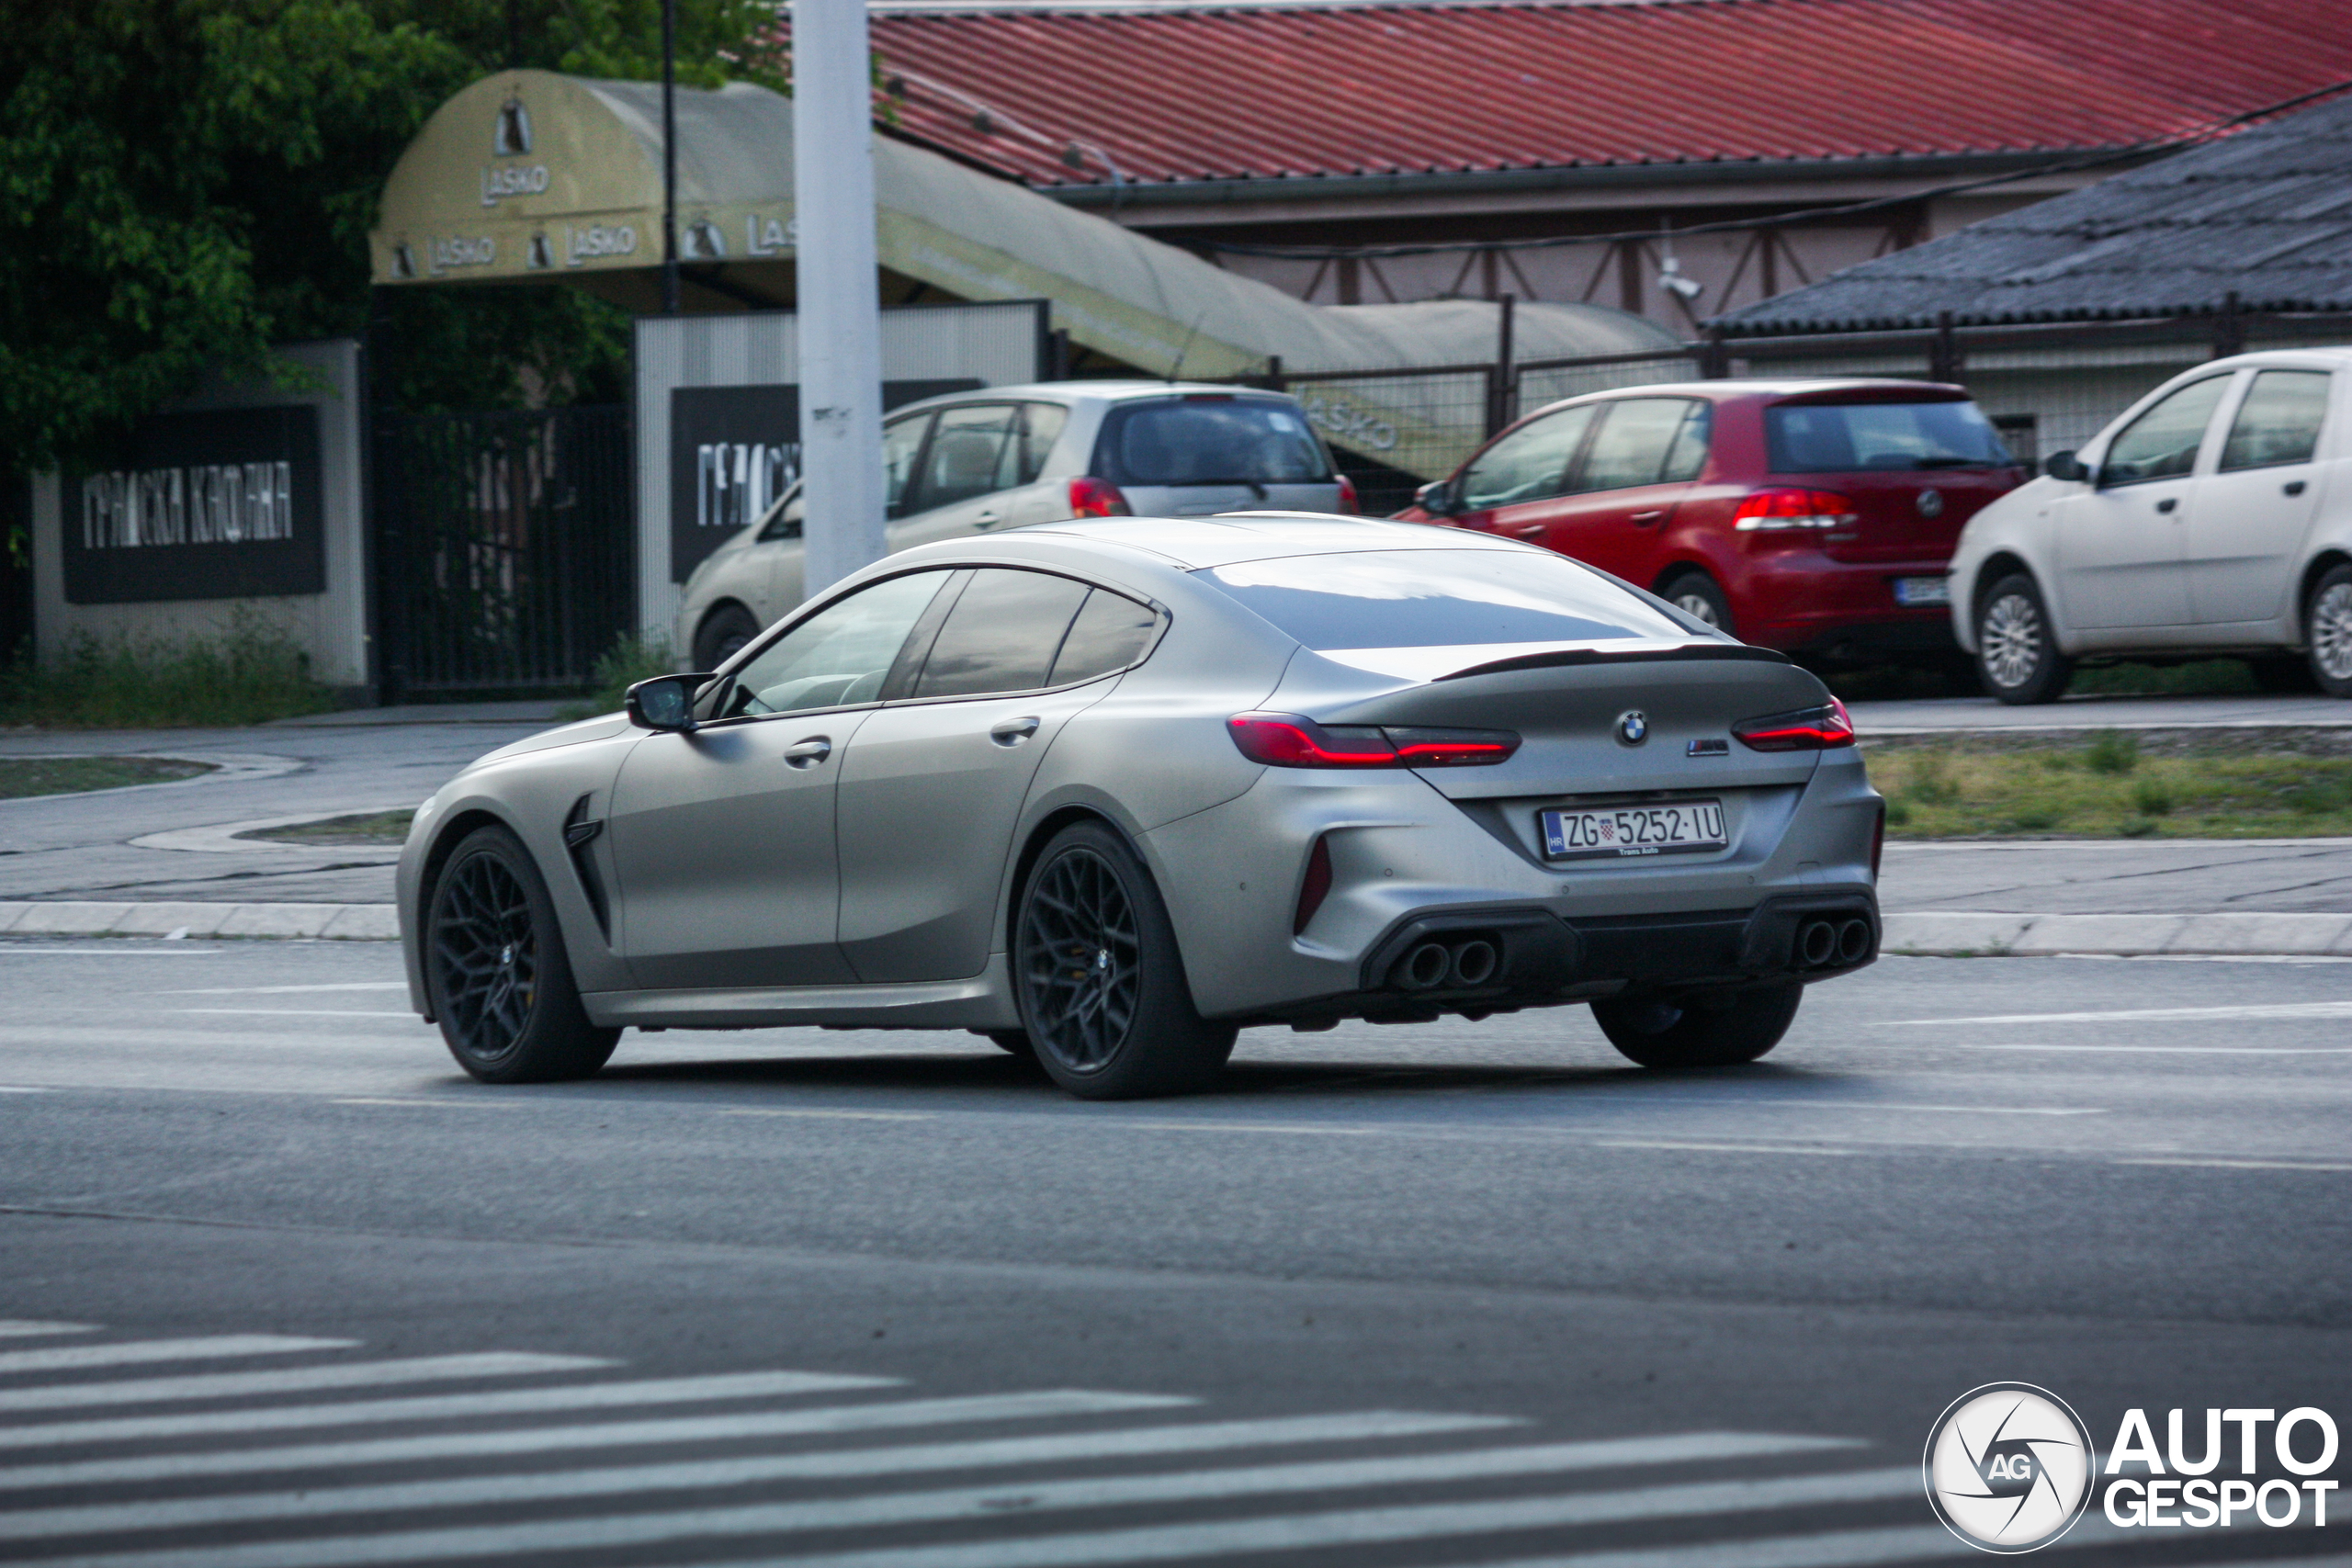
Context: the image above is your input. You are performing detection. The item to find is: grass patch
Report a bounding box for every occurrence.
[0,755,213,799]
[0,616,337,728]
[2070,660,2259,697]
[240,809,414,846]
[555,634,677,722]
[1870,734,2352,838]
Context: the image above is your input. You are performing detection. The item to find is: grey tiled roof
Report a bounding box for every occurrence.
[1712,89,2352,335]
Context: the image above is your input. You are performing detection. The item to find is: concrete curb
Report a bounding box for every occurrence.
[6,903,2352,957]
[0,902,400,941]
[1882,910,2352,957]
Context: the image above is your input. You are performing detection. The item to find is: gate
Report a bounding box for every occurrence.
[373,405,632,698]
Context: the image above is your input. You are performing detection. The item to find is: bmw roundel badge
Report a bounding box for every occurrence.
[1615,710,1649,746]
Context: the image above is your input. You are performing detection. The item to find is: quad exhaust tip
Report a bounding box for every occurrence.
[1796,917,1874,970]
[1396,937,1498,991]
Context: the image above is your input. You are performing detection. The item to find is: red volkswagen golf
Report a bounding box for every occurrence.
[1399,379,2025,665]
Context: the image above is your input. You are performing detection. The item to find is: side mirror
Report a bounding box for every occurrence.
[1415,478,1457,516]
[2043,449,2090,483]
[625,674,709,732]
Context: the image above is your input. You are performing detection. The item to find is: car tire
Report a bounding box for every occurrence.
[425,825,619,1084]
[1013,819,1237,1100]
[1591,983,1803,1069]
[1973,573,2073,705]
[693,604,763,672]
[2304,563,2352,698]
[1659,570,1734,636]
[2250,654,2321,694]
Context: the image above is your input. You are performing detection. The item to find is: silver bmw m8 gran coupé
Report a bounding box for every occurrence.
[400,514,1883,1099]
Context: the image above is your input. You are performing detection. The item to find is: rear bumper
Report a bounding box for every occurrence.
[1235,890,1877,1027]
[1734,552,1957,658]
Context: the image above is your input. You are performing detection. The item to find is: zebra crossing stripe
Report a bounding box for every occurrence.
[0,1369,907,1451]
[0,1410,1536,1533]
[0,1352,612,1414]
[17,1450,1910,1568]
[0,1321,91,1338]
[0,1335,353,1376]
[0,1388,1195,1492]
[0,1407,1509,1495]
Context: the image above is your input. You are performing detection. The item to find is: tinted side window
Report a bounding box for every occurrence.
[913,403,1018,512]
[757,483,805,541]
[1576,399,1698,492]
[2102,378,2230,486]
[1049,590,1160,685]
[882,413,932,519]
[2220,370,2331,472]
[718,570,953,718]
[1094,399,1332,486]
[912,569,1092,699]
[1000,403,1070,489]
[1457,405,1596,511]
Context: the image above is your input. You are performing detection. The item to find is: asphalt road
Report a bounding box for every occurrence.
[0,940,2345,1567]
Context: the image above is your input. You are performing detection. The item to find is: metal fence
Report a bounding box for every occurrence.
[372,405,633,698]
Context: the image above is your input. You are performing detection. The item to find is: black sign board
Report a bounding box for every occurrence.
[64,405,325,604]
[668,379,983,583]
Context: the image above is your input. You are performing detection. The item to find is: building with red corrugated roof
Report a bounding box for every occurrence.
[852,0,2352,333]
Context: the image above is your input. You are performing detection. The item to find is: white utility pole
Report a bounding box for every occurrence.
[792,0,888,592]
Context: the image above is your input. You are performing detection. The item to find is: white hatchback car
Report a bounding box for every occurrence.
[1949,348,2351,703]
[675,381,1353,669]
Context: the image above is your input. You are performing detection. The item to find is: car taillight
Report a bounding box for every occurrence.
[1733,488,1858,532]
[1295,834,1334,934]
[1733,697,1856,751]
[1068,477,1130,518]
[1227,712,1521,769]
[1334,474,1359,514]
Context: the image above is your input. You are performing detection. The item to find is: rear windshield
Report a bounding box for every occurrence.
[1197,549,1692,650]
[1766,400,2012,473]
[1093,398,1333,488]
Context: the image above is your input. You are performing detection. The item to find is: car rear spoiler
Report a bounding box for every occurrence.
[1438,643,1792,682]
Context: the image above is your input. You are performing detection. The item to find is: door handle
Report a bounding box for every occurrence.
[1630,510,1666,525]
[2155,498,2178,513]
[782,737,832,768]
[974,511,1003,529]
[1511,525,1546,538]
[989,716,1041,745]
[2286,480,2308,496]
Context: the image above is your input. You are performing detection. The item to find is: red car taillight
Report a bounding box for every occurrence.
[1334,474,1359,514]
[1295,834,1334,934]
[1733,697,1857,751]
[1068,477,1131,518]
[1227,713,1520,769]
[1732,488,1858,533]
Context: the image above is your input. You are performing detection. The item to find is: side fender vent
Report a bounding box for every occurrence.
[562,794,611,941]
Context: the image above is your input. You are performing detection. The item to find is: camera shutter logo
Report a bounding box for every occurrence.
[1925,1383,2095,1553]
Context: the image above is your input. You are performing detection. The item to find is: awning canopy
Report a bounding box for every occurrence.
[372,71,1679,477]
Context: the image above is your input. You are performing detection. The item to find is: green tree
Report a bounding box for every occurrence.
[0,0,780,477]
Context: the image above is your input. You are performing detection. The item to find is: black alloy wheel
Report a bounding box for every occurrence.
[1014,820,1235,1100]
[426,825,618,1083]
[1974,572,2074,705]
[1591,981,1804,1069]
[693,604,763,674]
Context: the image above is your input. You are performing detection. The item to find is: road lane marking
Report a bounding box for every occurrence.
[1939,1043,2352,1055]
[179,1009,417,1019]
[721,1108,935,1122]
[1893,1000,2352,1026]
[1748,1101,2105,1116]
[0,1086,46,1093]
[2116,1157,2352,1173]
[168,983,409,995]
[0,1411,1574,1528]
[0,1352,611,1414]
[331,1098,514,1110]
[32,1453,1911,1568]
[1595,1141,1861,1156]
[0,1321,91,1338]
[0,1335,353,1377]
[0,1369,902,1450]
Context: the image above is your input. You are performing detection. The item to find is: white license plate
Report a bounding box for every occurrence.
[1540,800,1727,861]
[1894,576,1951,607]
